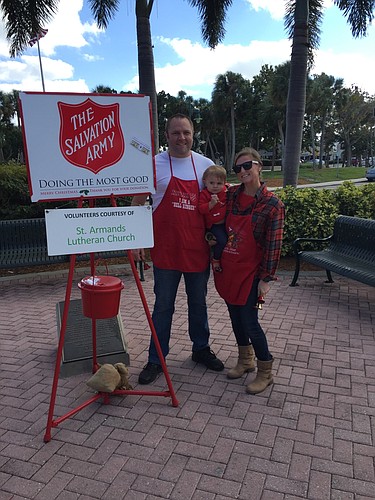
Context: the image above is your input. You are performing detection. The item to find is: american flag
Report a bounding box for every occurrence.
[29,28,48,47]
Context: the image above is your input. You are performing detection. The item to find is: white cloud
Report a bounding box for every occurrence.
[245,0,286,21]
[0,0,97,93]
[32,0,101,57]
[245,0,334,21]
[124,36,292,98]
[0,52,89,92]
[82,54,104,62]
[313,48,375,95]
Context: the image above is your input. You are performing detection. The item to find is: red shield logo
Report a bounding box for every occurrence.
[58,98,125,174]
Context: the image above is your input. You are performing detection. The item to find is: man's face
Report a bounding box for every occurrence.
[165,117,194,158]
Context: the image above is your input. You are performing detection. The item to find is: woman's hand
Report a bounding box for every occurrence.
[258,280,270,298]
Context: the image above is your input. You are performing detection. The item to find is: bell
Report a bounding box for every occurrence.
[254,295,265,310]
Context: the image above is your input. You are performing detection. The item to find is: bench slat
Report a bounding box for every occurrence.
[0,218,127,269]
[290,215,375,287]
[300,250,375,287]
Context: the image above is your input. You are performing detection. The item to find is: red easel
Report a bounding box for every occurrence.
[44,196,178,443]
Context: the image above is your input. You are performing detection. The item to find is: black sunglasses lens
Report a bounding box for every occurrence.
[233,161,253,174]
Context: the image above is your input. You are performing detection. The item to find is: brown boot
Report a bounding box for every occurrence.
[246,359,274,394]
[227,345,255,379]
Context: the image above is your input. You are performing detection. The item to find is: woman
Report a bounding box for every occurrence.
[214,147,285,394]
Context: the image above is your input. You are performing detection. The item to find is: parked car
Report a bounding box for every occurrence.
[366,166,375,182]
[313,159,325,166]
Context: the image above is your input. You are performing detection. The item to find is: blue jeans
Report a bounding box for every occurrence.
[148,265,211,364]
[226,278,272,361]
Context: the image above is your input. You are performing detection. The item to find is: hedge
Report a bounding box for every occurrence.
[1,163,374,257]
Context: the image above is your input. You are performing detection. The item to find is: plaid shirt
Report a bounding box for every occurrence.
[226,182,285,282]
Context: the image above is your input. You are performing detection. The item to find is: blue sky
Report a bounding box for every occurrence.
[0,0,375,99]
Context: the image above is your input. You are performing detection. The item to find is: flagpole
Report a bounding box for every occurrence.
[36,38,46,92]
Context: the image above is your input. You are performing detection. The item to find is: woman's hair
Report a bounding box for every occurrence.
[203,164,227,181]
[234,147,263,166]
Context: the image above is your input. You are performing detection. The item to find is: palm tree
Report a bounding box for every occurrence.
[91,85,118,94]
[283,0,375,187]
[88,0,159,151]
[306,73,343,169]
[212,72,248,169]
[334,85,373,167]
[267,62,291,168]
[3,0,232,155]
[283,0,323,186]
[1,0,58,57]
[251,65,278,160]
[4,0,374,171]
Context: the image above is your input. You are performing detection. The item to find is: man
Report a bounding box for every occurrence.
[132,113,224,384]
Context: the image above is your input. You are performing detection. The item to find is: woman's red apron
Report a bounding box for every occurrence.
[150,154,209,272]
[214,209,263,305]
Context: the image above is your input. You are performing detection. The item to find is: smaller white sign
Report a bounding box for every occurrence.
[45,206,153,256]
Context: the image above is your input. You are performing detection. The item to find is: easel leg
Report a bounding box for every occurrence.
[127,250,179,407]
[44,254,76,442]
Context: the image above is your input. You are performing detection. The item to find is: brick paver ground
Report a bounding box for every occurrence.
[0,265,374,499]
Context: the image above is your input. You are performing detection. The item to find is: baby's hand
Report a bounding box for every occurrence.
[208,194,219,210]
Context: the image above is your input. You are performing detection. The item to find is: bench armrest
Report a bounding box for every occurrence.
[289,235,333,287]
[292,235,332,254]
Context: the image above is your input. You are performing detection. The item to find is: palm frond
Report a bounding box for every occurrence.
[284,0,324,66]
[1,0,59,57]
[88,0,120,29]
[334,0,375,37]
[187,0,233,48]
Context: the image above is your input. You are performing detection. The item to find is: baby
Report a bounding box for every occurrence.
[199,165,228,272]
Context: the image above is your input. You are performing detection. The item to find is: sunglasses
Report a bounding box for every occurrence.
[233,160,259,174]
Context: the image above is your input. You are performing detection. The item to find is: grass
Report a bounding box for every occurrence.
[226,165,367,186]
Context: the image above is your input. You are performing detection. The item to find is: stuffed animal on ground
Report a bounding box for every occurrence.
[114,362,133,390]
[86,362,133,393]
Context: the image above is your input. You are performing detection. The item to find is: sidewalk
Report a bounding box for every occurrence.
[0,266,374,499]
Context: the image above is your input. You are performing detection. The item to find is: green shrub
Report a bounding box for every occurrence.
[278,186,338,256]
[333,181,375,219]
[1,164,374,257]
[278,182,375,255]
[0,163,132,219]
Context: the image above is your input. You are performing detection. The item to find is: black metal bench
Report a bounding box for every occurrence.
[0,218,69,268]
[0,218,145,279]
[290,215,375,287]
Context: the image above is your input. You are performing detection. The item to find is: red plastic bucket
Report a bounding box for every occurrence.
[78,275,124,319]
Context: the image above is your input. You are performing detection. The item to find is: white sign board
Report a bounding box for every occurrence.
[19,92,156,202]
[45,206,153,255]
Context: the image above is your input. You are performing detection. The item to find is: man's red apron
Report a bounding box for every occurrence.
[214,208,263,305]
[150,154,210,272]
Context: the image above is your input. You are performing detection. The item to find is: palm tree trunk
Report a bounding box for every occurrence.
[283,0,309,187]
[277,119,285,171]
[311,114,316,170]
[136,0,159,152]
[319,112,327,168]
[230,105,235,167]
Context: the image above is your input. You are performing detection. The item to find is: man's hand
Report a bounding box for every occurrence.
[132,248,145,262]
[131,194,148,207]
[131,194,149,263]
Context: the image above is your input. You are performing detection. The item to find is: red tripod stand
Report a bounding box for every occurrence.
[44,199,178,443]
